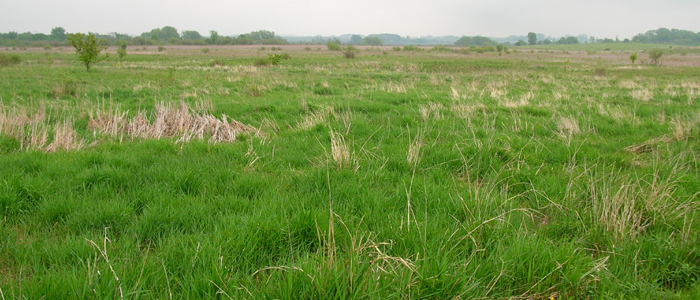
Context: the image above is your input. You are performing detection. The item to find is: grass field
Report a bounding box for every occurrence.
[1,44,700,299]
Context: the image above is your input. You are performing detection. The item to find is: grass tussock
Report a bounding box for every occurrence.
[631,88,653,102]
[556,116,581,139]
[329,130,353,169]
[89,102,256,144]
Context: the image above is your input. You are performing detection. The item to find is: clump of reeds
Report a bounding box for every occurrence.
[88,102,256,144]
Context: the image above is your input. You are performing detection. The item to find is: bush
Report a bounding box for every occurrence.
[430,46,452,52]
[158,46,165,52]
[393,46,401,51]
[343,50,355,59]
[201,48,210,53]
[117,48,127,61]
[210,60,225,67]
[0,53,22,66]
[648,49,663,64]
[280,52,291,60]
[254,58,270,67]
[326,41,341,51]
[594,67,607,77]
[403,45,421,51]
[629,53,637,64]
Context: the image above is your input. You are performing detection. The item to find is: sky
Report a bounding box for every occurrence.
[1,0,699,39]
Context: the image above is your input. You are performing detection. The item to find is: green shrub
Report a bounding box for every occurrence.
[268,53,282,65]
[630,53,638,64]
[594,67,606,77]
[254,58,270,67]
[343,50,355,59]
[201,48,210,53]
[158,45,165,52]
[0,53,22,66]
[117,48,127,61]
[326,41,341,51]
[246,84,265,97]
[393,46,401,51]
[403,45,421,51]
[430,46,452,52]
[280,52,291,60]
[648,49,663,64]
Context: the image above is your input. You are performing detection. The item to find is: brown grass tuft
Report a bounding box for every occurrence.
[46,120,85,152]
[89,101,256,144]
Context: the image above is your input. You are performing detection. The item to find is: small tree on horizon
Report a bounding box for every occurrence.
[527,32,537,45]
[67,32,108,71]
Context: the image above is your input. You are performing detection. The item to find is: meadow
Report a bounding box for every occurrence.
[1,44,700,299]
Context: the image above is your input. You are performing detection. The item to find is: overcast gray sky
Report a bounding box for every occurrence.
[2,0,698,38]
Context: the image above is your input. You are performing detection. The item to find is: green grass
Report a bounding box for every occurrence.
[1,46,700,299]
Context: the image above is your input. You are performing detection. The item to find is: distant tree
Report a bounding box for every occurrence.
[527,32,537,45]
[454,36,472,46]
[350,35,363,45]
[629,53,637,64]
[648,49,663,64]
[632,28,700,45]
[515,39,526,46]
[67,32,109,71]
[455,36,495,47]
[246,30,275,41]
[161,26,180,40]
[50,27,66,41]
[181,30,202,40]
[133,36,148,45]
[363,36,383,46]
[496,44,503,52]
[8,31,18,40]
[542,39,552,45]
[208,30,219,45]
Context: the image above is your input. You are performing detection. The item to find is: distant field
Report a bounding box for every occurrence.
[1,45,700,299]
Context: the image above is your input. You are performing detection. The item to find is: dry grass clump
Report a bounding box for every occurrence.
[631,89,653,102]
[88,102,255,144]
[0,104,87,152]
[618,80,639,89]
[407,129,424,165]
[597,104,634,122]
[624,113,700,153]
[591,178,648,239]
[379,81,414,94]
[586,157,697,240]
[329,130,352,169]
[46,119,86,152]
[556,116,581,139]
[296,106,334,131]
[500,92,532,108]
[419,102,443,120]
[450,103,482,120]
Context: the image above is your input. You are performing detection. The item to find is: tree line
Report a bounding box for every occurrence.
[0,27,289,47]
[2,26,699,48]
